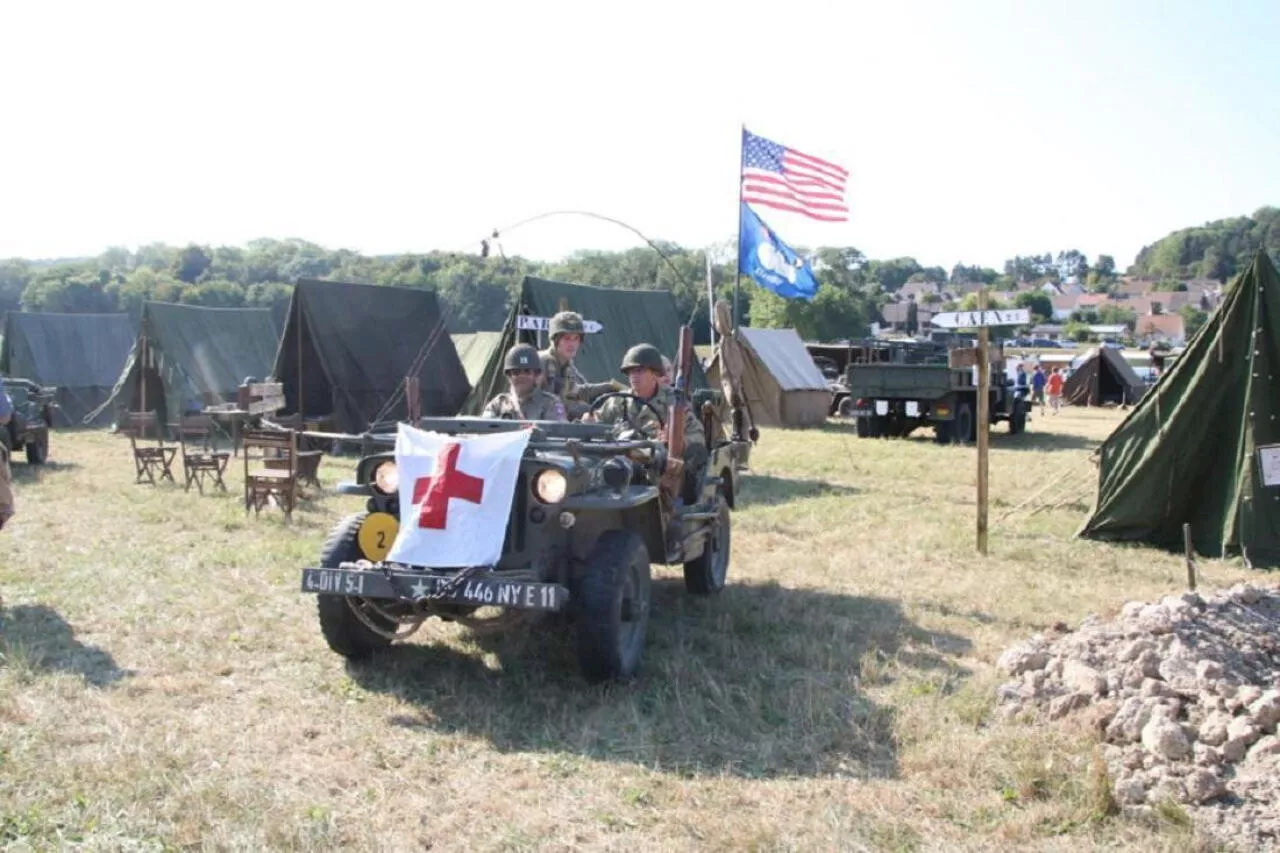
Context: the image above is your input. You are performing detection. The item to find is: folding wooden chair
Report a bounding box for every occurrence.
[242,428,304,517]
[174,414,231,494]
[125,412,177,485]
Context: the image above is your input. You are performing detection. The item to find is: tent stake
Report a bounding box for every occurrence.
[1183,523,1196,590]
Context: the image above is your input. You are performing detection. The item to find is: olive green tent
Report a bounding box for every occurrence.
[1,311,137,426]
[1062,347,1145,406]
[461,276,706,415]
[92,302,280,425]
[451,332,504,386]
[272,279,470,433]
[1078,250,1280,567]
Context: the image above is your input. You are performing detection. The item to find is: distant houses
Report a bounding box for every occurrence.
[878,272,1219,346]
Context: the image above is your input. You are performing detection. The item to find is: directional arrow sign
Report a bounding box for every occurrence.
[930,308,1030,329]
[516,315,603,334]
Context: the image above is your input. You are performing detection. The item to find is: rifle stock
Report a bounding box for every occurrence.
[663,326,695,488]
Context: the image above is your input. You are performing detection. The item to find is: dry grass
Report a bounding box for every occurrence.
[0,407,1251,851]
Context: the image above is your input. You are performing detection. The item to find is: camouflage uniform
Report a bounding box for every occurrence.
[595,384,707,471]
[482,388,567,422]
[538,350,616,420]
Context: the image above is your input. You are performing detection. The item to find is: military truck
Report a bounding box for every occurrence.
[2,378,55,464]
[843,340,1028,442]
[299,404,748,683]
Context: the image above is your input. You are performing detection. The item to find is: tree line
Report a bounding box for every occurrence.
[2,208,1272,343]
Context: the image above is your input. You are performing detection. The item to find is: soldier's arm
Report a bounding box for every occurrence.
[481,397,502,419]
[575,380,622,402]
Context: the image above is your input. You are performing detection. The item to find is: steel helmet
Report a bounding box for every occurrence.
[504,343,542,372]
[619,343,664,373]
[549,311,585,339]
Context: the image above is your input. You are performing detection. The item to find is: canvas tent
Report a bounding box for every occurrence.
[451,332,504,386]
[1,312,137,426]
[706,327,830,427]
[1061,347,1146,406]
[462,276,706,415]
[272,279,470,433]
[1079,250,1280,567]
[93,302,280,425]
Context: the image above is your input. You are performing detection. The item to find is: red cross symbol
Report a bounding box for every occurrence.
[411,442,485,530]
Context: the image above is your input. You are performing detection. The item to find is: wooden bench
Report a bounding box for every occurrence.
[173,414,231,494]
[125,411,177,485]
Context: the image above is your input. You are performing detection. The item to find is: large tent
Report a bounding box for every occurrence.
[272,279,470,433]
[94,302,280,425]
[1078,250,1280,567]
[1,312,137,426]
[706,327,830,427]
[462,276,706,415]
[1062,346,1146,406]
[451,332,503,386]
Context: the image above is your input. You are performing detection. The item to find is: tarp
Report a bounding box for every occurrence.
[462,276,706,415]
[1062,347,1145,406]
[1079,251,1280,567]
[94,302,280,425]
[272,279,470,433]
[707,327,830,427]
[1,312,136,426]
[451,332,503,386]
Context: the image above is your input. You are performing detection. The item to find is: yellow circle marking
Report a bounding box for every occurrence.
[357,512,399,561]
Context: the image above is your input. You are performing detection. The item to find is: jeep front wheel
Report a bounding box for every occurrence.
[315,513,395,660]
[575,530,651,683]
[684,494,731,595]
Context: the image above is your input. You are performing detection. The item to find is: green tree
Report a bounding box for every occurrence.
[174,244,213,284]
[1013,291,1053,322]
[1179,304,1209,339]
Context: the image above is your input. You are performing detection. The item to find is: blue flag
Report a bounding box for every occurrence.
[739,202,819,301]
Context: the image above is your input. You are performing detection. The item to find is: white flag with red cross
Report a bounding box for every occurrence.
[386,422,532,568]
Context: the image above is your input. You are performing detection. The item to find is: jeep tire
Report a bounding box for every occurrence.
[316,513,395,660]
[684,493,731,595]
[575,530,651,683]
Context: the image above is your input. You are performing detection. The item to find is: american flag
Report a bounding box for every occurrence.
[740,128,849,222]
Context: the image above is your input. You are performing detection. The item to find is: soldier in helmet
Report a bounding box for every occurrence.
[587,343,706,484]
[538,310,620,420]
[482,344,567,422]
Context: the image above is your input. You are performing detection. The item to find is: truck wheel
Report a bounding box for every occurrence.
[855,417,871,438]
[1009,401,1027,435]
[684,494,731,595]
[952,403,975,444]
[315,513,395,660]
[575,530,651,683]
[25,433,47,465]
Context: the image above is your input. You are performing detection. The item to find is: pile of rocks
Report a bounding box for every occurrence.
[996,582,1280,851]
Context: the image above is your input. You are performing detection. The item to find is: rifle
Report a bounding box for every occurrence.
[661,325,695,495]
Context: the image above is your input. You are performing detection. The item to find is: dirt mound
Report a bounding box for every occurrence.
[996,582,1280,852]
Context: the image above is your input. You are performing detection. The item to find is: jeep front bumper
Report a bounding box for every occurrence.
[300,564,569,612]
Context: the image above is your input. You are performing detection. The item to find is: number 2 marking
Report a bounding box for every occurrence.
[376,531,387,548]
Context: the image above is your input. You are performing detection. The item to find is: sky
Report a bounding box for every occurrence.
[2,0,1278,272]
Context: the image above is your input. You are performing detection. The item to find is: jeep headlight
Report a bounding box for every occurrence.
[533,469,567,504]
[373,460,399,494]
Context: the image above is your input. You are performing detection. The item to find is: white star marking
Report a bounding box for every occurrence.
[410,579,430,598]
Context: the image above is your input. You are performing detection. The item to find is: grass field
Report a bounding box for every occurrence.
[0,407,1252,851]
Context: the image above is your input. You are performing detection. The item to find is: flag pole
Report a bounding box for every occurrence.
[733,124,745,331]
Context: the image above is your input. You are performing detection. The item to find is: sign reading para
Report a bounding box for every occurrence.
[517,315,604,334]
[931,309,1031,329]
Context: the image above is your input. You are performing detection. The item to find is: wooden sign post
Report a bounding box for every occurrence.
[930,303,1031,555]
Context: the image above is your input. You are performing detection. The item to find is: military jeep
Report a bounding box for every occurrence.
[2,378,55,465]
[300,413,746,683]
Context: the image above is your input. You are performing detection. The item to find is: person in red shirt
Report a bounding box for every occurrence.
[1046,367,1065,414]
